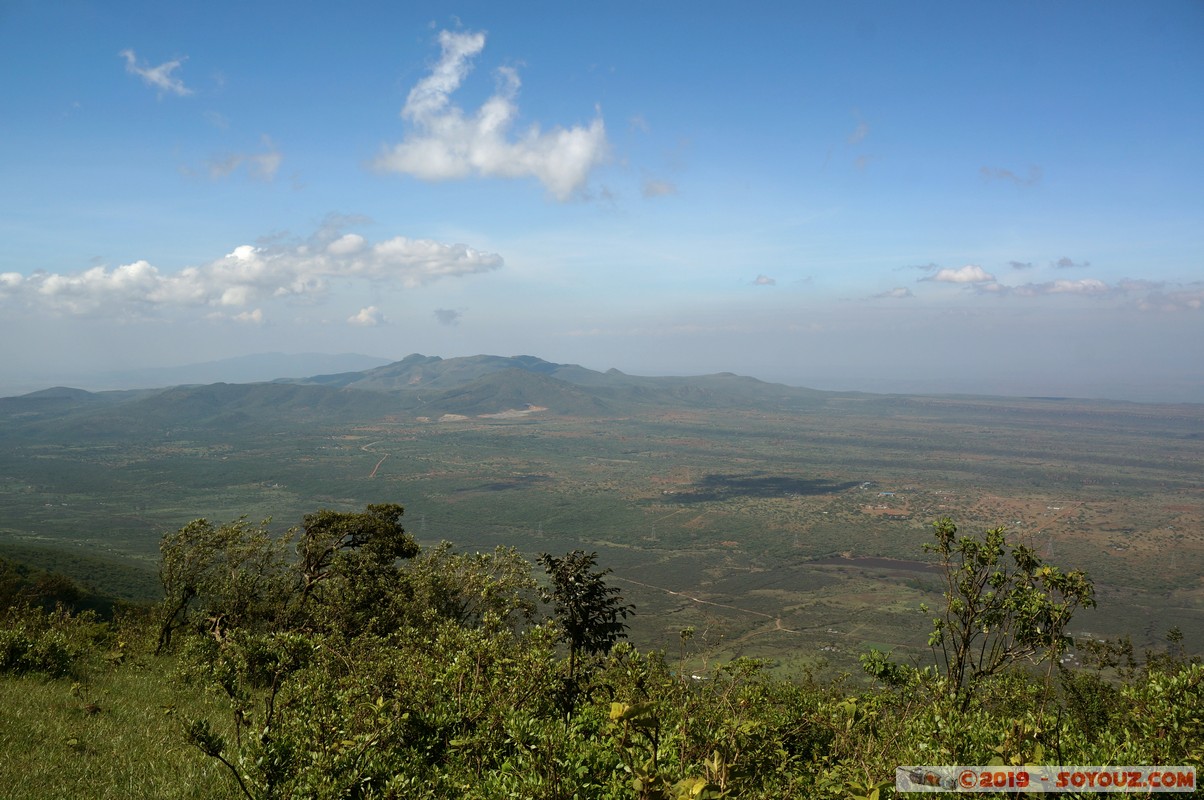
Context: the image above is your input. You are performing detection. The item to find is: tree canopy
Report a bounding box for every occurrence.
[5,511,1198,800]
[538,549,633,679]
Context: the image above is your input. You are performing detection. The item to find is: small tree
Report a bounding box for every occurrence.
[925,517,1094,709]
[296,505,415,594]
[156,517,291,654]
[293,503,419,635]
[538,550,633,679]
[400,543,539,633]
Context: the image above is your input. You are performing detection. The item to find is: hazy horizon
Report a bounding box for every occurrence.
[3,348,1202,405]
[3,3,1201,404]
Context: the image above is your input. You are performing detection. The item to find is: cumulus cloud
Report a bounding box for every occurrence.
[753,274,776,286]
[1008,260,1034,270]
[923,265,996,283]
[1,272,26,290]
[980,165,1042,186]
[977,278,1113,298]
[326,233,365,256]
[894,266,1199,313]
[0,228,502,317]
[120,49,192,97]
[1012,278,1110,296]
[233,308,264,324]
[1053,256,1090,269]
[434,308,462,325]
[873,287,913,299]
[206,135,283,181]
[349,306,384,326]
[373,30,609,200]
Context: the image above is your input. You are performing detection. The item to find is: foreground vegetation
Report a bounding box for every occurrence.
[1,508,1201,799]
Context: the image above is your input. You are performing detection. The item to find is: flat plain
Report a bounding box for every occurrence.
[2,360,1201,675]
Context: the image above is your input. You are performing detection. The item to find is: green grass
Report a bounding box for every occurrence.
[0,663,239,799]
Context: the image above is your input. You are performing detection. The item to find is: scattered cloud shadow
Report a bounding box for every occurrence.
[675,473,860,502]
[455,474,551,493]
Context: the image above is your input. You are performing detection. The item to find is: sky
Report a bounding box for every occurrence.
[2,1,1202,402]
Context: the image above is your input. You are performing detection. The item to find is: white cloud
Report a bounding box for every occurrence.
[233,308,264,324]
[348,306,384,326]
[970,277,1204,310]
[924,265,996,283]
[326,234,365,256]
[373,30,609,201]
[873,287,913,299]
[1039,278,1108,295]
[753,274,776,286]
[1,227,502,317]
[206,135,282,181]
[119,49,192,97]
[980,278,1110,297]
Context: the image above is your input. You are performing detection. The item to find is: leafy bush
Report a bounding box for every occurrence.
[160,510,1202,798]
[0,604,109,677]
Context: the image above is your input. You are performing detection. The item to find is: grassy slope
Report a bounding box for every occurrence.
[0,664,238,800]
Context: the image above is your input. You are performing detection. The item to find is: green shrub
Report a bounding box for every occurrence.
[0,604,109,677]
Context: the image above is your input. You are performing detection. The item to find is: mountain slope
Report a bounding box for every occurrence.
[1,382,409,442]
[416,368,613,417]
[295,354,602,393]
[292,353,832,415]
[1,353,849,441]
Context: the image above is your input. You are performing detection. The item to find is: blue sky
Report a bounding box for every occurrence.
[2,1,1202,401]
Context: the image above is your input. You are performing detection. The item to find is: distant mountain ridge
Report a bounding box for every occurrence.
[15,352,1192,441]
[291,353,617,392]
[12,355,1188,440]
[0,353,835,432]
[286,353,830,416]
